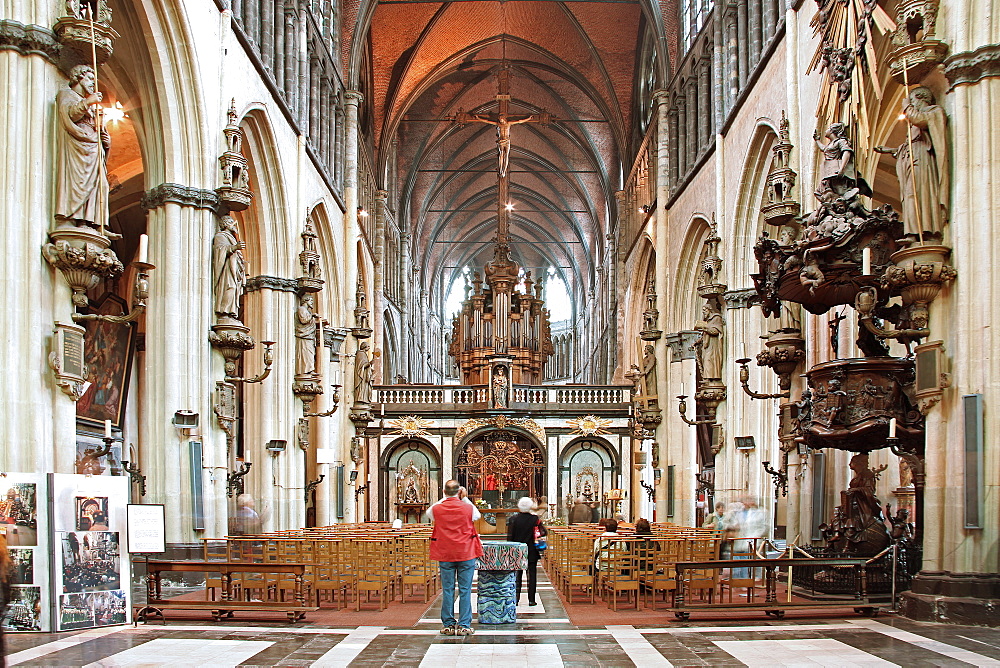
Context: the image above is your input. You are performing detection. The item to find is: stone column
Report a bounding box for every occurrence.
[341,91,364,469]
[260,0,274,73]
[726,12,739,107]
[308,56,319,139]
[748,0,762,65]
[653,89,671,522]
[699,57,711,150]
[141,199,222,543]
[373,189,388,381]
[676,95,687,176]
[0,43,63,473]
[737,0,749,87]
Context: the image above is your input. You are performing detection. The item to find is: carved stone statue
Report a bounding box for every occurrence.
[294,294,319,376]
[694,302,725,381]
[212,215,247,321]
[55,65,110,229]
[875,87,949,237]
[640,345,658,410]
[353,341,373,405]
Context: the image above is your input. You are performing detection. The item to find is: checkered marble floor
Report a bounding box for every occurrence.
[6,571,1000,667]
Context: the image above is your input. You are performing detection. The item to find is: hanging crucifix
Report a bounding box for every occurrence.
[451,65,554,246]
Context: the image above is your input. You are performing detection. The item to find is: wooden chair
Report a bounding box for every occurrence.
[563,534,596,603]
[599,539,640,611]
[354,539,392,611]
[639,538,687,610]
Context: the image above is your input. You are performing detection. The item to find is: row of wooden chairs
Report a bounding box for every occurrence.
[201,524,439,611]
[547,526,732,610]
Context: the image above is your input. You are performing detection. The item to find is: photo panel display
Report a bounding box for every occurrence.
[0,473,49,632]
[2,586,43,632]
[9,548,33,584]
[60,531,121,593]
[59,593,96,630]
[0,481,39,546]
[75,496,110,531]
[58,590,127,631]
[51,474,131,629]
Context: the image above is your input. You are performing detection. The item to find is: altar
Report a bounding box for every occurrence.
[474,508,520,535]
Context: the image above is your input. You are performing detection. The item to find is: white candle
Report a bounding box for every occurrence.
[862,247,872,276]
[137,234,149,264]
[680,381,685,396]
[380,403,385,417]
[104,419,112,439]
[742,342,748,359]
[888,417,897,439]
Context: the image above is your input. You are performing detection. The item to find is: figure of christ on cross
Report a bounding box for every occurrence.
[450,65,553,242]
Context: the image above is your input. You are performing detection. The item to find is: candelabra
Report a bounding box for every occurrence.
[355,482,370,500]
[761,460,788,498]
[73,260,155,325]
[224,340,275,384]
[305,474,325,497]
[304,385,341,417]
[676,394,716,426]
[121,460,147,496]
[639,480,655,502]
[735,357,790,400]
[226,462,252,498]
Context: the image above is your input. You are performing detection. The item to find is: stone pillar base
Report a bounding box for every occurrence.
[900,571,1000,626]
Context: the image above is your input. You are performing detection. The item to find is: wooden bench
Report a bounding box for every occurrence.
[138,560,319,623]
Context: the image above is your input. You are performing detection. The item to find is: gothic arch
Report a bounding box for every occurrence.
[672,215,713,329]
[237,107,292,277]
[731,119,779,285]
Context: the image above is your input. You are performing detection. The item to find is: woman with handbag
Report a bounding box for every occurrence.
[506,497,545,606]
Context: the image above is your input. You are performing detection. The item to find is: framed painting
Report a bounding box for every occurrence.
[76,293,136,430]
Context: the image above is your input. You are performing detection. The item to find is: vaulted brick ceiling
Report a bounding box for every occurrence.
[359,0,656,307]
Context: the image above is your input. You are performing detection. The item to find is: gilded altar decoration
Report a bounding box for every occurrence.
[454,416,546,444]
[575,466,600,502]
[395,462,428,505]
[567,415,612,436]
[456,433,544,498]
[387,415,434,437]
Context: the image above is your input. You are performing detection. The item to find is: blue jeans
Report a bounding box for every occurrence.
[439,558,477,628]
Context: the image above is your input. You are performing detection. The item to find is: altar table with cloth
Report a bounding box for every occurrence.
[476,541,527,624]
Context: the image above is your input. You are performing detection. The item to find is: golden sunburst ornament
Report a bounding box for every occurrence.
[567,415,613,436]
[387,415,434,437]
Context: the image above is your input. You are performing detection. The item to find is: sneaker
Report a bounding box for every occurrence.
[440,625,456,635]
[458,627,475,636]
[528,601,538,607]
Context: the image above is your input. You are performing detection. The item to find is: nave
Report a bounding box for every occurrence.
[5,568,1000,667]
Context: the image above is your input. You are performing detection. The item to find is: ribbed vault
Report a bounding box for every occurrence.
[350,0,669,320]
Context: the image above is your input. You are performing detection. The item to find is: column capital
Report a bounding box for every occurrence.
[375,189,389,202]
[344,90,363,105]
[945,43,1000,88]
[652,89,671,104]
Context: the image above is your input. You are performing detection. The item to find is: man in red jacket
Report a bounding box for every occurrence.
[428,479,483,635]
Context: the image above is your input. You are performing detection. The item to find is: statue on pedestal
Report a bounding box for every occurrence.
[694,302,725,381]
[875,87,949,237]
[55,65,110,230]
[294,294,319,376]
[492,365,509,409]
[640,345,658,411]
[354,341,373,405]
[212,216,247,322]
